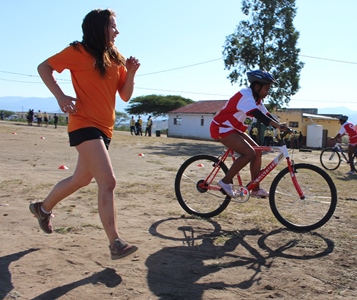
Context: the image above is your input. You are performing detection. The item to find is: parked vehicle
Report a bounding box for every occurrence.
[6,114,19,120]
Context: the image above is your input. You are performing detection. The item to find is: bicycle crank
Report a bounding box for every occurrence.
[234,187,250,203]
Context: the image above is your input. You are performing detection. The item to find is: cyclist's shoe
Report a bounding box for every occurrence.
[218,180,236,198]
[29,202,53,234]
[251,188,269,198]
[110,238,138,260]
[346,170,356,175]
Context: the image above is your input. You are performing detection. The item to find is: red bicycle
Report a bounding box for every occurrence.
[175,136,337,232]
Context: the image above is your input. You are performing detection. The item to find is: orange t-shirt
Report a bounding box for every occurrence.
[47,44,127,138]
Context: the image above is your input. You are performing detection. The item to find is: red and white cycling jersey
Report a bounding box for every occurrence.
[338,121,357,144]
[211,87,268,138]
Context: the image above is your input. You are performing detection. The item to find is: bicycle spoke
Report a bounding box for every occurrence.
[175,155,231,217]
[270,164,337,231]
[320,148,341,171]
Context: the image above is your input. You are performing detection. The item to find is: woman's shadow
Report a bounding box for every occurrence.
[0,248,121,300]
[0,248,39,299]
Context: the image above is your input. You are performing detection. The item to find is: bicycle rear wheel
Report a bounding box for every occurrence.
[319,148,341,170]
[175,155,231,218]
[269,163,337,232]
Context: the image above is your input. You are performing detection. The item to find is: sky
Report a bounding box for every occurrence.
[1,0,357,114]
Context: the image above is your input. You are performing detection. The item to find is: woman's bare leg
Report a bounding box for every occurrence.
[42,155,93,212]
[74,139,119,246]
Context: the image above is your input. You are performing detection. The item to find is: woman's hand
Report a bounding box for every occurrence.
[57,95,77,114]
[126,56,140,74]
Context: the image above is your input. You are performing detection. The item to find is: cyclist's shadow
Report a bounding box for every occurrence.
[146,217,334,299]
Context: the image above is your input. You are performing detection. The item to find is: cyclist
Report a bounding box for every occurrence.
[330,115,357,175]
[210,70,288,198]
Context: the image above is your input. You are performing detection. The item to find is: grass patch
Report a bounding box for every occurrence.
[0,179,23,189]
[81,223,102,230]
[54,226,81,234]
[213,233,234,246]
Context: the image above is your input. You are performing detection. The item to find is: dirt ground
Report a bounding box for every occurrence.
[0,120,357,300]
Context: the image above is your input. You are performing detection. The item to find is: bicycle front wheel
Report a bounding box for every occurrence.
[269,163,337,232]
[320,148,341,170]
[175,155,231,218]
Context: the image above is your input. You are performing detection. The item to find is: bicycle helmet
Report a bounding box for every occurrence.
[247,70,277,85]
[338,115,348,122]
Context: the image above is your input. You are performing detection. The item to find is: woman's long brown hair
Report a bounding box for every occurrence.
[71,9,126,77]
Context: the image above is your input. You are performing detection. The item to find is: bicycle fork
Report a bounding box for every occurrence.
[286,158,305,200]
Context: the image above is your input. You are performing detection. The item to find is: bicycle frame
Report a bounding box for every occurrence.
[331,142,349,162]
[202,144,305,199]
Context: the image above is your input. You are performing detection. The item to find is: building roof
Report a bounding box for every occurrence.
[302,113,338,120]
[169,100,227,114]
[169,100,340,120]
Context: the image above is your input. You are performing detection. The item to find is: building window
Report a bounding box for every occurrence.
[174,117,182,125]
[289,121,299,128]
[201,118,204,126]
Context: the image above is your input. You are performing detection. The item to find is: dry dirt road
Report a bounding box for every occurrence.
[0,121,356,299]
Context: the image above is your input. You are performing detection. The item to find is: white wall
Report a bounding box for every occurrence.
[168,113,214,140]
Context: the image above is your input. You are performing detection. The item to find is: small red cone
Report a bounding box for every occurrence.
[197,163,204,167]
[40,136,45,139]
[58,165,69,170]
[12,132,17,135]
[138,153,145,157]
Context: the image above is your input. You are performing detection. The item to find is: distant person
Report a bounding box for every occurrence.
[250,126,258,144]
[130,116,135,135]
[135,119,142,136]
[37,110,43,127]
[43,112,49,127]
[263,126,274,146]
[27,109,34,126]
[330,115,357,175]
[298,131,303,148]
[0,111,4,120]
[284,132,292,148]
[53,113,58,129]
[30,8,140,259]
[145,116,153,136]
[293,130,300,149]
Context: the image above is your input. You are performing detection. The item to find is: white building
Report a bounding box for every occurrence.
[167,100,226,140]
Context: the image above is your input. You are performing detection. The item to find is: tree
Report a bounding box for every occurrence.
[125,95,194,117]
[115,111,130,126]
[223,0,304,108]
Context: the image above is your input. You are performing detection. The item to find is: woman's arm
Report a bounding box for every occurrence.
[38,60,66,100]
[119,56,140,102]
[38,60,76,113]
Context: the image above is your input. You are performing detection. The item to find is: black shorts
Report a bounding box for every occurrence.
[68,127,111,150]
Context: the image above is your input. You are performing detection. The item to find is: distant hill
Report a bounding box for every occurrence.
[318,106,357,124]
[0,96,61,113]
[0,96,129,113]
[1,96,356,125]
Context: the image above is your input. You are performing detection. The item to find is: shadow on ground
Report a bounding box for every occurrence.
[0,248,121,300]
[146,217,335,299]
